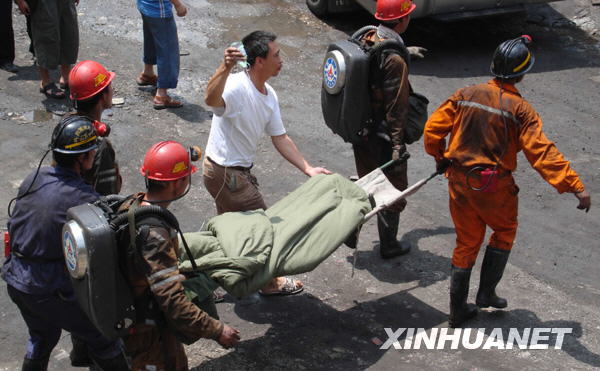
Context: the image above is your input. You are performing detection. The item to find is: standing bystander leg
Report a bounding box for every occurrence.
[1,0,19,72]
[136,0,187,109]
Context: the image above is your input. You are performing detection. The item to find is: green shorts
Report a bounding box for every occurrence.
[31,0,78,69]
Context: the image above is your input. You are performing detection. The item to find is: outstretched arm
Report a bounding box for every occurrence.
[518,107,590,212]
[271,134,331,176]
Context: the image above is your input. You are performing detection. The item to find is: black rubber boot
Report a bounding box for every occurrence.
[90,352,130,371]
[70,336,93,367]
[377,210,410,259]
[476,246,510,309]
[449,265,478,328]
[21,356,49,371]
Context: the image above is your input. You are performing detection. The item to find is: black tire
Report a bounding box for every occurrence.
[306,0,329,17]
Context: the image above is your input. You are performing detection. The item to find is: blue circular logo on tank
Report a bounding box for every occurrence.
[324,57,338,89]
[63,231,77,272]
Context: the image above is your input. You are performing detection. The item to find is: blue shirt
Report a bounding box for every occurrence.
[2,166,99,295]
[137,0,173,18]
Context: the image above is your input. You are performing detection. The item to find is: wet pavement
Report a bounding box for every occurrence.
[1,0,599,370]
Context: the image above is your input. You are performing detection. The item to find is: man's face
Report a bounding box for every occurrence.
[259,41,283,77]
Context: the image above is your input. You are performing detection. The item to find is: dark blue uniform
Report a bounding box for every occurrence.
[2,166,122,361]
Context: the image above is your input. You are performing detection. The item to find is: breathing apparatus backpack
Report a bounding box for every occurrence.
[321,26,428,145]
[62,195,197,340]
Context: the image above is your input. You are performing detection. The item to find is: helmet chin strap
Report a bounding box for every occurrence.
[143,173,192,205]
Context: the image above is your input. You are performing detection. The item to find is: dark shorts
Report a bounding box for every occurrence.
[31,0,78,69]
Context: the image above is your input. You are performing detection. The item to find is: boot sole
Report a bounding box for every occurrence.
[476,301,507,309]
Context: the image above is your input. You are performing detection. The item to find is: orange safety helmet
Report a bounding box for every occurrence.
[375,0,416,21]
[140,141,198,181]
[69,60,116,101]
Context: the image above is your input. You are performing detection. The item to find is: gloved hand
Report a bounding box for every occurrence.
[392,145,407,163]
[436,158,451,174]
[407,46,428,59]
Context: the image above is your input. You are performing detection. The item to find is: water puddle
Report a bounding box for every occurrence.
[17,110,59,123]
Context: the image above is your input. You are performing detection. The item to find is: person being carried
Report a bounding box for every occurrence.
[121,141,240,370]
[203,30,331,296]
[423,35,592,328]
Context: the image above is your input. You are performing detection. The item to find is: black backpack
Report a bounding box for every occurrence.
[321,26,428,145]
[62,195,199,340]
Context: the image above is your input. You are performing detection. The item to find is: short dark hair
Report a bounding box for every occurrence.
[381,19,401,29]
[75,85,110,114]
[52,151,84,169]
[242,31,277,67]
[146,178,170,192]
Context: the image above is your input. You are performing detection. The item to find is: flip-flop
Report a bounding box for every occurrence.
[258,277,304,297]
[39,82,66,99]
[136,73,158,86]
[153,95,183,110]
[213,291,225,303]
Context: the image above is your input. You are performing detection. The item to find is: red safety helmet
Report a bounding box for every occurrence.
[69,60,116,101]
[375,0,416,21]
[140,141,198,181]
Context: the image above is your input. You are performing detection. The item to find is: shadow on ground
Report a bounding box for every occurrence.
[317,4,600,78]
[192,291,447,370]
[347,226,454,286]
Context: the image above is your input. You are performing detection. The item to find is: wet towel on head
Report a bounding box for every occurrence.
[178,174,372,298]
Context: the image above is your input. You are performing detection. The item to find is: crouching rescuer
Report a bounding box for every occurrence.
[121,141,239,370]
[423,36,592,328]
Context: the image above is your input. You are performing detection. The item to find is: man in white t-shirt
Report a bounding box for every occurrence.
[204,30,331,296]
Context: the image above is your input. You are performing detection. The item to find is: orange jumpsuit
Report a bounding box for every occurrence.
[424,79,585,268]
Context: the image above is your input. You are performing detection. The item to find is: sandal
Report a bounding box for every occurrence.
[39,82,66,99]
[258,277,304,297]
[153,95,183,110]
[136,73,158,86]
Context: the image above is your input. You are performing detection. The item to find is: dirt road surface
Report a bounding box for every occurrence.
[1,0,599,369]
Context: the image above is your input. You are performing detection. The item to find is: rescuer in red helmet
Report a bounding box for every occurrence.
[352,0,423,259]
[119,141,240,370]
[68,60,123,196]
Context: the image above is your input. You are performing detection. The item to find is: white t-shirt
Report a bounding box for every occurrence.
[205,72,286,168]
